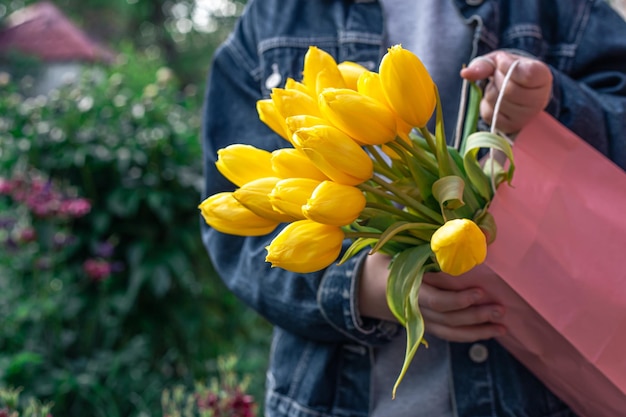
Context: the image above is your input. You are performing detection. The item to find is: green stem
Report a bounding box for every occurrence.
[365,145,401,181]
[364,202,429,222]
[418,127,437,155]
[344,231,424,246]
[388,138,438,174]
[365,175,444,224]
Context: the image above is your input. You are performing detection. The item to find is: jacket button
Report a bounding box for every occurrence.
[466,0,484,5]
[469,343,489,363]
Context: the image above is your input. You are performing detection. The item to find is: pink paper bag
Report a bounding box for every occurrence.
[474,112,626,417]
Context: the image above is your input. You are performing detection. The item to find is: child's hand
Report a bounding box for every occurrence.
[460,50,553,135]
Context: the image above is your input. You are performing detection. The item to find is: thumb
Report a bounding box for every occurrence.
[460,55,497,81]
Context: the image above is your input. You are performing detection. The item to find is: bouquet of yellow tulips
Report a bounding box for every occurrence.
[199,45,515,395]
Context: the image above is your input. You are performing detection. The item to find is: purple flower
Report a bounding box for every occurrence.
[94,241,115,258]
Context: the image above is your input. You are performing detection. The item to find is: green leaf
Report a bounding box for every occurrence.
[371,222,438,253]
[386,245,431,325]
[432,175,465,210]
[462,132,514,201]
[385,246,431,397]
[460,81,483,154]
[337,238,377,265]
[433,87,454,177]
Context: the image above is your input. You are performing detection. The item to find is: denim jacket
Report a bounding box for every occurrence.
[200,1,626,416]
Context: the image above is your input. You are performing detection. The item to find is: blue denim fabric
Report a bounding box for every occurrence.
[200,1,626,416]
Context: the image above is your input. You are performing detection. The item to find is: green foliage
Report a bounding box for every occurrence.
[162,355,257,417]
[0,386,53,417]
[0,47,270,417]
[1,0,249,87]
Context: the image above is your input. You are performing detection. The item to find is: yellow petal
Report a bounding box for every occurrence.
[216,144,275,187]
[319,88,397,145]
[271,87,322,119]
[271,148,329,181]
[285,115,329,133]
[233,177,299,223]
[430,218,487,276]
[302,46,343,96]
[379,45,436,128]
[316,67,346,95]
[269,178,320,219]
[293,125,373,186]
[285,77,312,96]
[358,71,413,136]
[302,181,366,226]
[265,219,344,273]
[199,192,278,236]
[257,99,291,142]
[338,61,369,90]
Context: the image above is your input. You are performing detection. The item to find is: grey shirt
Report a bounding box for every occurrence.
[371,1,474,416]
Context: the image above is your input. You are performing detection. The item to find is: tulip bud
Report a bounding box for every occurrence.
[199,192,279,236]
[319,88,397,145]
[271,148,329,181]
[316,67,347,95]
[357,71,413,135]
[302,46,343,96]
[285,115,329,133]
[379,45,436,128]
[216,144,275,187]
[338,61,369,90]
[303,181,366,226]
[269,178,321,219]
[430,218,487,276]
[233,177,299,223]
[257,99,291,141]
[271,87,323,119]
[265,219,345,273]
[285,77,312,95]
[292,125,373,186]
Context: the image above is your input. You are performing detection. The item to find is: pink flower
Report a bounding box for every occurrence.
[60,198,92,218]
[83,258,112,282]
[0,177,13,195]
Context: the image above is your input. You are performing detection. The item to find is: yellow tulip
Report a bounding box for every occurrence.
[216,144,275,187]
[233,177,299,223]
[356,70,387,103]
[430,218,487,276]
[285,77,312,96]
[302,46,344,96]
[265,219,345,273]
[285,115,329,133]
[271,148,329,181]
[316,67,347,95]
[319,88,397,145]
[256,99,291,141]
[269,178,320,219]
[292,125,373,186]
[302,181,366,226]
[199,192,278,236]
[379,44,436,128]
[271,87,322,120]
[357,71,413,135]
[338,61,369,90]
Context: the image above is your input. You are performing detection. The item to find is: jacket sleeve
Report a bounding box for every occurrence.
[546,1,626,170]
[199,7,398,346]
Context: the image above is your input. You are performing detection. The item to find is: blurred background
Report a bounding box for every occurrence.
[0,1,271,416]
[0,1,624,416]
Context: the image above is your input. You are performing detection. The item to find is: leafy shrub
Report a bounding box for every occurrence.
[162,355,257,417]
[0,48,270,417]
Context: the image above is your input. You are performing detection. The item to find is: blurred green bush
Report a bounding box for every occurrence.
[0,46,271,417]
